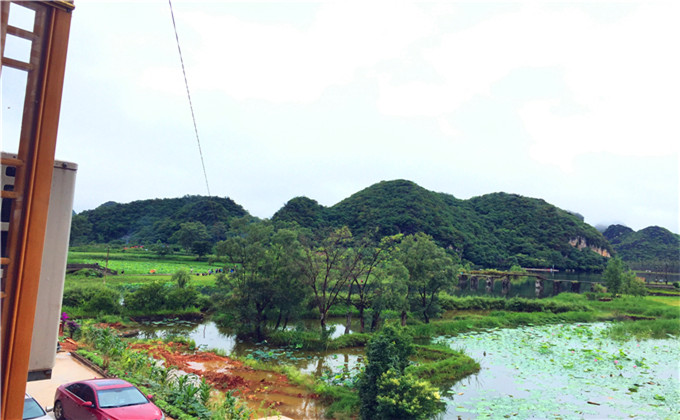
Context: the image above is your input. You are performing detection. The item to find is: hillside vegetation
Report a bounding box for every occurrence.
[603,224,680,272]
[70,195,247,245]
[70,180,678,272]
[275,180,611,270]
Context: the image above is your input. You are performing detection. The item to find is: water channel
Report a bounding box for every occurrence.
[457,272,680,299]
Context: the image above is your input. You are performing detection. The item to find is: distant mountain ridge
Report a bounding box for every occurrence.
[70,195,247,245]
[70,180,678,272]
[274,180,612,270]
[603,224,680,271]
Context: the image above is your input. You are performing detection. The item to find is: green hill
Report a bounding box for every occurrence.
[603,225,680,272]
[273,180,612,271]
[70,195,248,245]
[72,180,676,272]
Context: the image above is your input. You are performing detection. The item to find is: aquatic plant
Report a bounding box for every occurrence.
[439,323,680,419]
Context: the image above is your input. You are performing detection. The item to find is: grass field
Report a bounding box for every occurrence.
[68,250,223,275]
[66,250,226,289]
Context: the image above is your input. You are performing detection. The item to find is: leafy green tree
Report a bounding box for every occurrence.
[124,282,168,312]
[298,226,361,332]
[69,214,92,245]
[171,221,210,253]
[267,228,307,330]
[603,257,626,295]
[375,369,442,420]
[172,268,191,289]
[367,260,409,331]
[349,234,402,333]
[191,240,213,258]
[165,286,199,311]
[397,233,457,323]
[215,218,306,339]
[62,286,122,315]
[622,271,647,297]
[150,240,171,258]
[358,324,414,419]
[215,218,274,339]
[603,257,649,296]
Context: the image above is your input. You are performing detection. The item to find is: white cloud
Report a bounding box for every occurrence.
[370,3,679,169]
[139,2,435,104]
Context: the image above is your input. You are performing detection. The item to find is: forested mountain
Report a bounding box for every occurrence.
[273,180,612,270]
[603,225,680,272]
[71,180,676,272]
[70,196,247,245]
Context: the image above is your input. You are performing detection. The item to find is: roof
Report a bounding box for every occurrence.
[77,379,133,390]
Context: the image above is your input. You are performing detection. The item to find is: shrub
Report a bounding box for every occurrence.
[62,286,122,316]
[124,281,167,312]
[165,286,199,311]
[358,325,416,419]
[375,369,442,420]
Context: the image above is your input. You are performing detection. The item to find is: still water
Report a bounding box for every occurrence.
[438,323,680,419]
[455,271,680,299]
[137,319,364,375]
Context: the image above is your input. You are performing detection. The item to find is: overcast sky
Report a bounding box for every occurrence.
[3,1,679,233]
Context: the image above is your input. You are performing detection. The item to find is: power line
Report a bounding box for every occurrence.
[168,0,211,197]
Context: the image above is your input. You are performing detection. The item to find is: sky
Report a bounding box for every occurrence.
[3,0,679,234]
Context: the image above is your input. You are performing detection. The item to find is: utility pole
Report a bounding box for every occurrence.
[104,245,110,284]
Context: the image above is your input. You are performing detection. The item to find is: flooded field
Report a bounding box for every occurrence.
[136,318,363,418]
[136,316,679,419]
[437,323,680,419]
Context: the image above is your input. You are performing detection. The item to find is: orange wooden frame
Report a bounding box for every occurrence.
[1,2,74,419]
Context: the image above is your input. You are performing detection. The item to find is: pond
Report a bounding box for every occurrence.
[136,318,364,418]
[136,318,364,385]
[436,323,680,419]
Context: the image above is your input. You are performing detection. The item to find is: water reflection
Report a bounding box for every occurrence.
[137,319,358,419]
[136,319,364,376]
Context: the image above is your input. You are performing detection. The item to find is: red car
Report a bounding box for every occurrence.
[53,378,165,420]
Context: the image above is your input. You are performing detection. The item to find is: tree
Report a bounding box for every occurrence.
[215,218,274,339]
[69,214,92,245]
[150,240,171,258]
[298,226,361,332]
[397,233,457,324]
[267,228,307,330]
[622,271,647,297]
[214,218,307,339]
[603,257,625,295]
[357,324,441,420]
[375,369,442,420]
[191,240,213,258]
[348,234,402,333]
[603,257,647,296]
[172,268,191,289]
[171,221,209,253]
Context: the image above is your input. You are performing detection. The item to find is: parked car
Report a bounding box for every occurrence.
[23,393,51,420]
[53,378,165,420]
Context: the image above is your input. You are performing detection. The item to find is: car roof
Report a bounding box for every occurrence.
[76,378,134,390]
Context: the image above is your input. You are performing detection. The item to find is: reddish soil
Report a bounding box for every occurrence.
[60,337,79,352]
[66,324,323,417]
[130,341,319,413]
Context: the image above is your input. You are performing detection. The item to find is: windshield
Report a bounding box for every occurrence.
[23,397,46,419]
[97,386,148,409]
